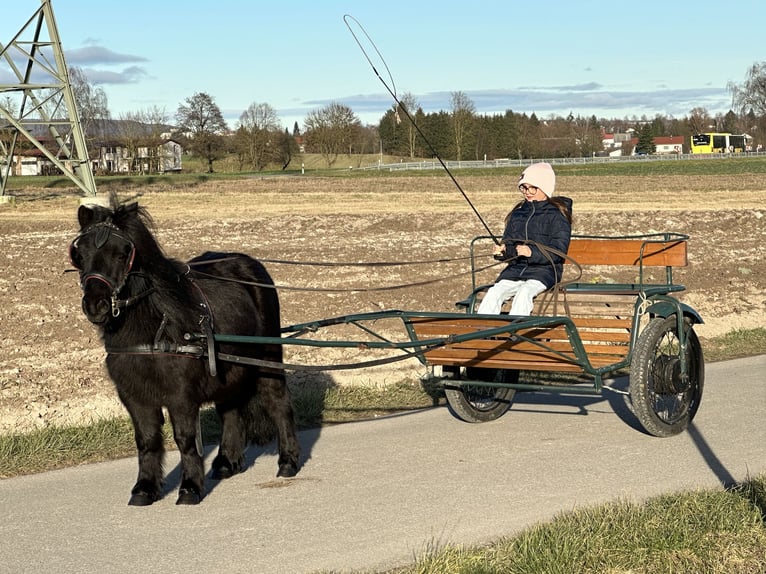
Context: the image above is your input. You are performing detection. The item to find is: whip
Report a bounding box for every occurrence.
[343,14,499,244]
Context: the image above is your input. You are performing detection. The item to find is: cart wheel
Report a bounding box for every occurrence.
[445,368,518,423]
[629,315,704,437]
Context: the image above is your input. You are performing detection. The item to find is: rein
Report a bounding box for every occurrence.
[187,257,504,293]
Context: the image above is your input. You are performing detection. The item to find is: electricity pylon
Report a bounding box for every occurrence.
[0,0,97,197]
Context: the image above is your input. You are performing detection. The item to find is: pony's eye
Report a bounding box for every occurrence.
[118,243,133,261]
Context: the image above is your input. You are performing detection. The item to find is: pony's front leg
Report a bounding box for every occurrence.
[123,401,166,506]
[169,407,205,505]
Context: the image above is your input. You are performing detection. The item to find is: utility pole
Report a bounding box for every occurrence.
[0,0,97,199]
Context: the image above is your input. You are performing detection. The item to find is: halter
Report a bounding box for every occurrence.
[69,221,144,317]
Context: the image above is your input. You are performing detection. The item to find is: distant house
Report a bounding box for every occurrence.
[157,139,183,172]
[7,148,58,176]
[601,131,634,156]
[4,135,183,177]
[629,135,685,155]
[93,138,183,174]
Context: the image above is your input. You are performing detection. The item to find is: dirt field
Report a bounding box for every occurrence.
[1,173,765,433]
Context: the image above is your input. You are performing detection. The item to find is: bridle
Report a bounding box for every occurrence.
[69,221,147,317]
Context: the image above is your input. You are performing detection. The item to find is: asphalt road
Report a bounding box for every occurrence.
[1,355,764,573]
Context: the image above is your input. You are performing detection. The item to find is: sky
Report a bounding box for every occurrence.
[2,0,764,131]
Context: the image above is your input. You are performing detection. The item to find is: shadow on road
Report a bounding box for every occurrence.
[507,376,739,488]
[506,374,646,434]
[160,371,335,502]
[687,422,737,487]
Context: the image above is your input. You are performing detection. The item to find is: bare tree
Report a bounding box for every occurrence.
[116,111,144,173]
[141,106,170,173]
[176,92,228,173]
[69,66,110,146]
[687,107,713,135]
[0,96,18,157]
[450,91,476,161]
[303,102,361,167]
[728,62,766,116]
[398,92,421,158]
[236,102,280,171]
[114,106,169,174]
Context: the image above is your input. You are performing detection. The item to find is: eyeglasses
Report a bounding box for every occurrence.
[518,184,539,194]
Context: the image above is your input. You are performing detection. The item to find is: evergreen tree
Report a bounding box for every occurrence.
[635,124,655,155]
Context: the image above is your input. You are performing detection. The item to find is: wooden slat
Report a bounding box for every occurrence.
[409,313,631,372]
[422,349,622,371]
[409,317,631,336]
[423,340,629,358]
[565,238,687,267]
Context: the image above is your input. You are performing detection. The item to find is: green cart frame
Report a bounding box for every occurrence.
[213,232,704,438]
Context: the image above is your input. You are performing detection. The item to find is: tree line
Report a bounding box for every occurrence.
[7,62,766,173]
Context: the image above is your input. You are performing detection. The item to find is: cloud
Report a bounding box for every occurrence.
[520,82,603,92]
[80,65,149,85]
[293,84,733,124]
[59,45,150,85]
[66,45,148,66]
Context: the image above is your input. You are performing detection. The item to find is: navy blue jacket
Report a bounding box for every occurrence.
[495,196,573,289]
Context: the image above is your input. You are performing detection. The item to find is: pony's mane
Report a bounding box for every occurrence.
[93,194,182,284]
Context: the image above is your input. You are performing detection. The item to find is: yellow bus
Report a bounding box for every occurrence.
[690,133,748,154]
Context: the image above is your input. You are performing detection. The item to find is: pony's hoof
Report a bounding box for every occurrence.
[211,455,242,480]
[277,462,298,478]
[128,491,157,506]
[176,488,202,505]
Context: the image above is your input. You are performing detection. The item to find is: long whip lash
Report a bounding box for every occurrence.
[343,14,499,244]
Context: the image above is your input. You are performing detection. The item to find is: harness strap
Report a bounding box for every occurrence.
[201,315,217,377]
[114,285,156,314]
[106,342,206,358]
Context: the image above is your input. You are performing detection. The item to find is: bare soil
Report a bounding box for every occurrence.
[1,174,765,433]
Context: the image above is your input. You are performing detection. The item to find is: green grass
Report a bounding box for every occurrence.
[394,478,766,573]
[5,154,766,192]
[703,327,766,362]
[0,417,137,477]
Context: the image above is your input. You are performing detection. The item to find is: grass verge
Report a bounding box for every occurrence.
[392,476,766,574]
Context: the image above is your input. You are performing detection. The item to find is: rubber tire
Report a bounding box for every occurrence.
[629,315,704,437]
[445,369,519,423]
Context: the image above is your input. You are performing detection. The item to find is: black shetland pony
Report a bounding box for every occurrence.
[70,196,300,505]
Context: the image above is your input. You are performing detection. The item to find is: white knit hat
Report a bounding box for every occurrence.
[519,162,556,197]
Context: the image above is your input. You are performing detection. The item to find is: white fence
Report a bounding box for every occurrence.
[359,151,766,172]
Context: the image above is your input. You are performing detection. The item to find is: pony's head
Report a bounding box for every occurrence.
[70,197,148,324]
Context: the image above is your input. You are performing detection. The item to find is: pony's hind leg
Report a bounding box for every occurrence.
[168,406,206,505]
[122,400,166,506]
[211,403,247,480]
[255,375,301,478]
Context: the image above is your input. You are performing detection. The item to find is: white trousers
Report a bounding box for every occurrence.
[476,279,547,316]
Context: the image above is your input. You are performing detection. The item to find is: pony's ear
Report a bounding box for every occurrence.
[77,204,97,228]
[123,202,139,216]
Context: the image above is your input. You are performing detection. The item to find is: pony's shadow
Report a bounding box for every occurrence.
[162,371,334,501]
